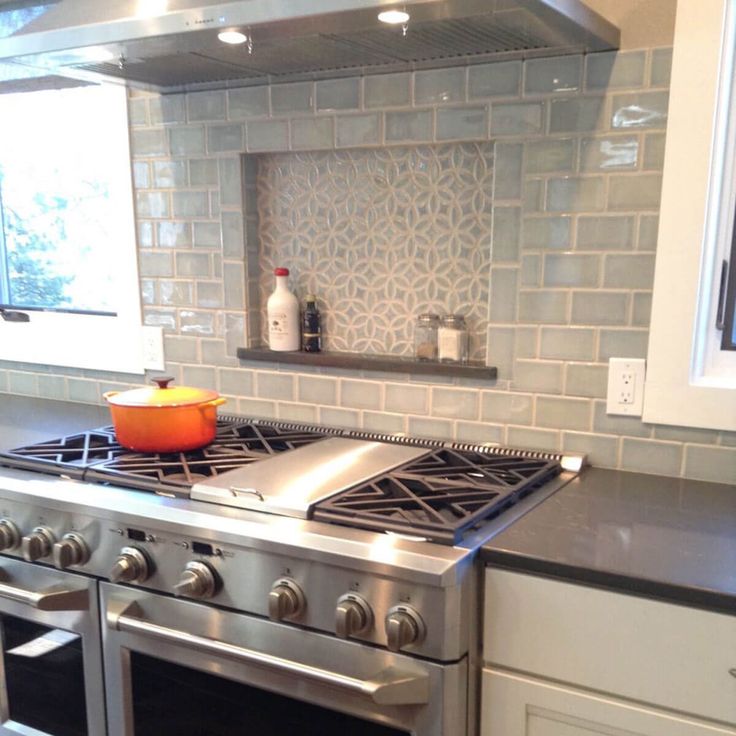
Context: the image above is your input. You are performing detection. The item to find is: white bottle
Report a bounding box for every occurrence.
[267,267,300,351]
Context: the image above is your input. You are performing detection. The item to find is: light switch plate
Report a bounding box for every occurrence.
[606,358,646,416]
[142,326,165,371]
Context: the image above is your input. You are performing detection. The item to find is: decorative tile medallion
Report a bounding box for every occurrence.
[257,143,494,359]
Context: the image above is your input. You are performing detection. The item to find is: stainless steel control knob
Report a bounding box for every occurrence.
[385,604,426,652]
[0,519,20,551]
[336,593,373,639]
[110,547,151,583]
[21,527,55,562]
[52,533,90,569]
[268,578,306,621]
[173,561,218,599]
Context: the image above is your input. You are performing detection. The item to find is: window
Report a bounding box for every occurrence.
[0,83,145,374]
[645,0,736,431]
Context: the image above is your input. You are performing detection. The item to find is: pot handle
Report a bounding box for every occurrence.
[102,391,120,402]
[205,397,227,409]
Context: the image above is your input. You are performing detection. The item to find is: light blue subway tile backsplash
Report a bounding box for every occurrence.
[543,253,600,288]
[336,113,381,147]
[650,47,673,88]
[524,56,582,95]
[188,91,226,121]
[271,82,313,114]
[316,77,361,111]
[169,126,205,156]
[585,50,646,90]
[247,120,289,152]
[364,72,411,108]
[207,124,244,153]
[549,96,606,133]
[415,67,466,104]
[489,143,520,200]
[228,86,269,119]
[571,292,629,325]
[577,215,635,250]
[546,176,605,212]
[291,117,334,150]
[385,110,433,142]
[525,138,576,173]
[436,106,487,141]
[611,91,669,129]
[491,102,544,136]
[13,46,729,483]
[518,290,569,324]
[469,61,521,98]
[579,135,638,171]
[522,216,571,250]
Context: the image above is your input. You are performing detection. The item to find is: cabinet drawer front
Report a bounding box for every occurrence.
[482,668,736,736]
[483,569,736,725]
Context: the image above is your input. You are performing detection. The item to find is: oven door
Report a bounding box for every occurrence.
[0,559,105,736]
[101,583,466,736]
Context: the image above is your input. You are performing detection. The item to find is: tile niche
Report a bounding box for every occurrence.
[244,142,495,363]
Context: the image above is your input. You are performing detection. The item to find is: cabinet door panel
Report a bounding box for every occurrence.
[482,669,736,736]
[484,569,736,725]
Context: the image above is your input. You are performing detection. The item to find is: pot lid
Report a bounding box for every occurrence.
[106,377,220,408]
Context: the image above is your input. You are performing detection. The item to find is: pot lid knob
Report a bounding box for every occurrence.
[152,376,174,389]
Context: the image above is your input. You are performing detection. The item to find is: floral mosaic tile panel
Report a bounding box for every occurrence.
[257,143,494,359]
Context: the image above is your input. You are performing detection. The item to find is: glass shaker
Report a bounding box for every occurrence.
[414,313,440,361]
[438,314,469,364]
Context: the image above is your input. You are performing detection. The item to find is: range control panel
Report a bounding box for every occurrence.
[0,496,468,661]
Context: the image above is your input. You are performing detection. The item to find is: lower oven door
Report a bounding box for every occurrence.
[0,559,105,736]
[102,582,466,736]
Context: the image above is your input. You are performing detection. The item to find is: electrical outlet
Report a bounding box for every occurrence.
[142,326,165,371]
[607,358,646,416]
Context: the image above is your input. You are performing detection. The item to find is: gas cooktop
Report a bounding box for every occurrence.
[0,417,563,545]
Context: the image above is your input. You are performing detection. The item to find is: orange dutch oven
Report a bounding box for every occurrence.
[103,377,227,452]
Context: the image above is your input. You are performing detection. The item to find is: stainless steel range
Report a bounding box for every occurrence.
[0,416,582,736]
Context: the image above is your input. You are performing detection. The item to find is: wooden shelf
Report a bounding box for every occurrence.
[237,347,497,380]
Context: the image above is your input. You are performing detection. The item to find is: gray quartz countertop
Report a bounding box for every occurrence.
[482,466,736,613]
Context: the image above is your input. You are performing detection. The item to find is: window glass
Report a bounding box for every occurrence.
[0,84,130,314]
[720,208,736,350]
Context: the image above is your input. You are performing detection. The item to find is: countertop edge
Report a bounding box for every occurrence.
[481,547,736,616]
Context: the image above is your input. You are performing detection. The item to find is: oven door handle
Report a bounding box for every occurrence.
[0,573,89,611]
[108,601,429,706]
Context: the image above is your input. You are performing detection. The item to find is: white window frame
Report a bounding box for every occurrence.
[0,84,146,375]
[644,0,736,432]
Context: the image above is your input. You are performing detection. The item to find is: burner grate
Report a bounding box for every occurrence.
[0,420,331,495]
[313,449,561,544]
[0,428,124,478]
[214,421,328,454]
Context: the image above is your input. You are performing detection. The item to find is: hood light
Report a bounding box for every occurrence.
[377,9,410,24]
[218,30,247,45]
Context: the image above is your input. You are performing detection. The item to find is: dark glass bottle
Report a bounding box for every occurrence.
[302,294,322,352]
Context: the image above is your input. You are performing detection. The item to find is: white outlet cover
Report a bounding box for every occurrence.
[606,358,646,416]
[141,325,165,371]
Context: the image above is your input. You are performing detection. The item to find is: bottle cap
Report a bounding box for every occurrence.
[306,294,316,302]
[274,267,289,276]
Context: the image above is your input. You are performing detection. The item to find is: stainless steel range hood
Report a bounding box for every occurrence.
[0,0,619,94]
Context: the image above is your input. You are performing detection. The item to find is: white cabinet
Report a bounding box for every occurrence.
[482,669,736,736]
[481,568,736,736]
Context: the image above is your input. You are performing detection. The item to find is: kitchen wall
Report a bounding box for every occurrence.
[1,42,735,485]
